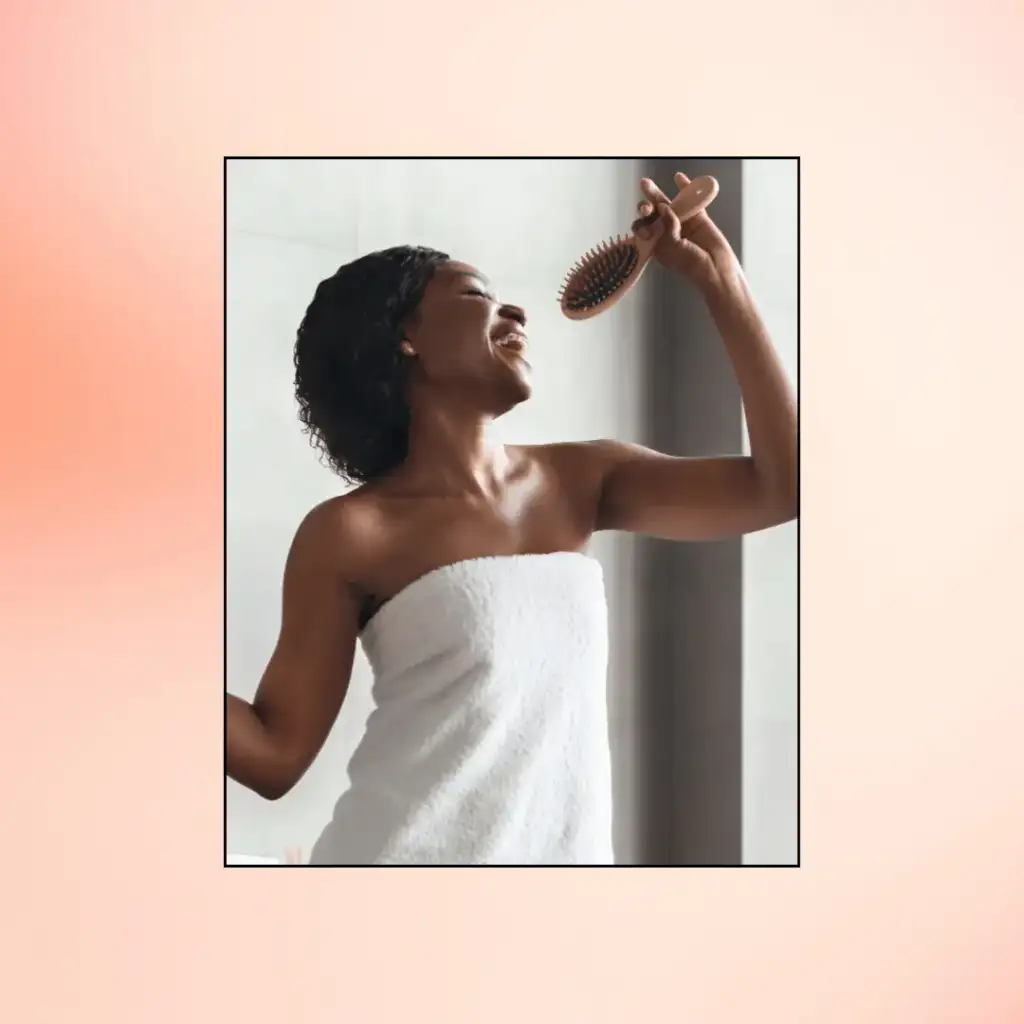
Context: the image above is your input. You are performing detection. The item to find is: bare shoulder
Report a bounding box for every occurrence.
[293,485,390,583]
[517,438,630,486]
[514,439,628,522]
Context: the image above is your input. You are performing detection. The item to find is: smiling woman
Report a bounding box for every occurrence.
[226,173,797,864]
[396,259,535,410]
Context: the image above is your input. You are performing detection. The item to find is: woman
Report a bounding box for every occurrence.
[226,172,798,864]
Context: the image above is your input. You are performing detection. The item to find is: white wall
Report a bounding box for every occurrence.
[226,159,646,862]
[741,159,799,864]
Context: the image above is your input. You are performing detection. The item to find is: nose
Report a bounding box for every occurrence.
[498,303,527,330]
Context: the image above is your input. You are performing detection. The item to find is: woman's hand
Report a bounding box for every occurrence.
[632,172,741,293]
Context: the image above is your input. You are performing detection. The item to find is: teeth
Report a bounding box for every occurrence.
[496,333,527,349]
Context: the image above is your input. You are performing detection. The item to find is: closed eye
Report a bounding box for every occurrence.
[462,287,525,329]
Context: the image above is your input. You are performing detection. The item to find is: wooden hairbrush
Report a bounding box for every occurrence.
[558,175,719,320]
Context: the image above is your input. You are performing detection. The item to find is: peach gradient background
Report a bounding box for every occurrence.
[2,1,1023,1021]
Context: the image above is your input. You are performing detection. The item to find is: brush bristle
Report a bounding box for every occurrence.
[560,236,639,313]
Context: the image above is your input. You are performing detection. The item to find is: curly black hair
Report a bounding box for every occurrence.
[294,245,450,485]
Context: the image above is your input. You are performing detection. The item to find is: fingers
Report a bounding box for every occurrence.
[657,201,682,241]
[640,177,672,208]
[636,199,654,224]
[643,176,700,239]
[632,197,658,238]
[635,175,724,253]
[632,172,736,280]
[640,178,681,241]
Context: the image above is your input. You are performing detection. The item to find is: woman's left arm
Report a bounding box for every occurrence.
[592,172,797,541]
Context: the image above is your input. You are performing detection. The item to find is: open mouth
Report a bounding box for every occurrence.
[493,331,529,357]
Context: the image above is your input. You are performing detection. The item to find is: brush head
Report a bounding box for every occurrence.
[559,174,720,321]
[558,235,644,321]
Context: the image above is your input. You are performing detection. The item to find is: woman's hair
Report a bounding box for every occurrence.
[294,244,449,485]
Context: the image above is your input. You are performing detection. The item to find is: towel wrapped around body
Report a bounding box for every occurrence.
[309,551,614,865]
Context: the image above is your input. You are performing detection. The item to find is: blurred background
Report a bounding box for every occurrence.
[226,158,797,866]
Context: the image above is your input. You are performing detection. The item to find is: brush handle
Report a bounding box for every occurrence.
[633,175,719,232]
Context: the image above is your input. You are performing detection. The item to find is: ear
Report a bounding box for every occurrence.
[399,339,416,356]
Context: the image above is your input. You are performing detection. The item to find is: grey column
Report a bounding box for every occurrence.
[636,158,744,865]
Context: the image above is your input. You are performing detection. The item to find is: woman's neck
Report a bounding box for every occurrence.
[399,402,513,500]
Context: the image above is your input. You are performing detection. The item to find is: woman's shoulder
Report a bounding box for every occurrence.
[295,487,393,582]
[516,438,610,469]
[513,440,609,504]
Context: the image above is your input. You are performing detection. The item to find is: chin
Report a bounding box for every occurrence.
[499,385,532,413]
[495,372,532,412]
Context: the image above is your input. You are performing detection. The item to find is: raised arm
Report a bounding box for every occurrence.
[589,172,797,542]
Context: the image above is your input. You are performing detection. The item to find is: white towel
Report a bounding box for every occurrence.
[309,551,614,865]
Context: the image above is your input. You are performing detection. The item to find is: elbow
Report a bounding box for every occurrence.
[763,484,798,527]
[235,757,301,802]
[786,467,799,520]
[754,463,798,525]
[781,486,798,522]
[762,497,797,530]
[777,486,799,524]
[775,451,798,522]
[776,448,798,522]
[255,778,292,802]
[226,701,316,801]
[254,761,303,801]
[256,751,312,801]
[232,771,293,802]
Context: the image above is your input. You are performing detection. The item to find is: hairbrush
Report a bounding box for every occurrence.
[558,175,719,320]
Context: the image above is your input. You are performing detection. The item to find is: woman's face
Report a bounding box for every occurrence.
[401,260,532,410]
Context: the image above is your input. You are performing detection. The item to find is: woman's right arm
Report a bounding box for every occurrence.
[226,501,361,800]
